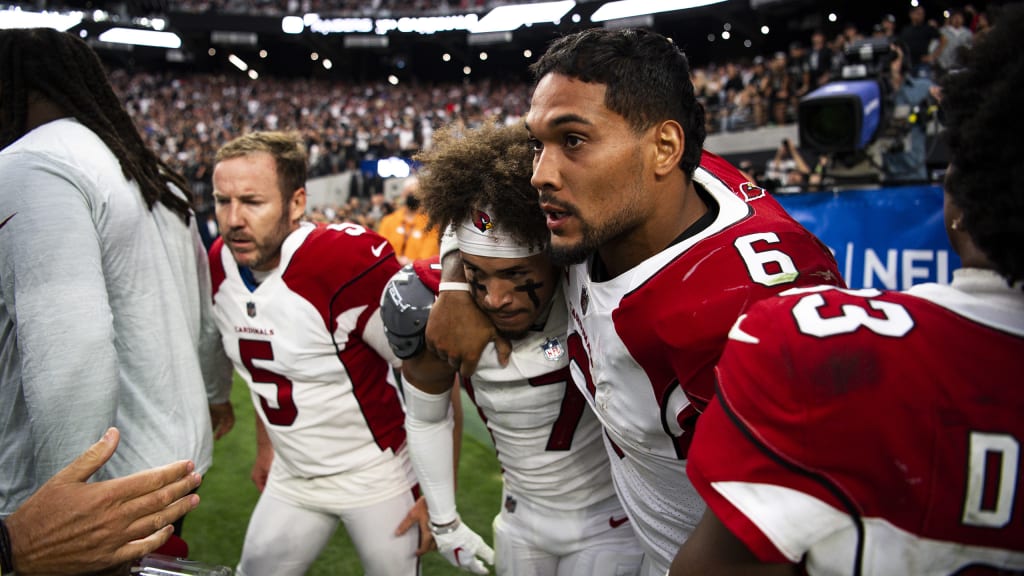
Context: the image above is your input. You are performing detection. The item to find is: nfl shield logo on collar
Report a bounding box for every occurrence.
[247,301,257,318]
[541,337,564,361]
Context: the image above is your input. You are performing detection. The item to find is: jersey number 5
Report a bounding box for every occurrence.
[239,339,298,426]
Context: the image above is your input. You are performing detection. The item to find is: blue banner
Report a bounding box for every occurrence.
[775,185,961,290]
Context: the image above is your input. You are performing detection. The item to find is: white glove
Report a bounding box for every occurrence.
[432,517,495,575]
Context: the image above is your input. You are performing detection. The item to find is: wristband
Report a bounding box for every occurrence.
[430,517,462,535]
[438,282,472,293]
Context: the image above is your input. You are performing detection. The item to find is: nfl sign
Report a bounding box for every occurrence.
[541,337,564,362]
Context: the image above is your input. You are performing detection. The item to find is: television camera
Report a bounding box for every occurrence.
[797,37,939,183]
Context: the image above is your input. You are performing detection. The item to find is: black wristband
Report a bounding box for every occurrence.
[0,517,14,574]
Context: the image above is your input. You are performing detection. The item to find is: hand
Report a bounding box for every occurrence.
[251,444,273,492]
[395,496,434,557]
[208,401,235,440]
[432,518,494,575]
[5,428,202,575]
[425,290,511,377]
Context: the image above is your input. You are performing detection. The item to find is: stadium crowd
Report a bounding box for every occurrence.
[101,2,992,226]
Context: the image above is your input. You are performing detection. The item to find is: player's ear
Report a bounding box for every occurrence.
[653,120,684,177]
[290,186,307,224]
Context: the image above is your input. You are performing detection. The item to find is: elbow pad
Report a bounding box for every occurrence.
[380,263,437,359]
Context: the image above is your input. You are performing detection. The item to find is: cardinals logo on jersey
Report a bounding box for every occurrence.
[473,210,493,232]
[739,182,767,202]
[541,337,565,361]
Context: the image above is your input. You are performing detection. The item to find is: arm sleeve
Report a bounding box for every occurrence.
[0,154,118,482]
[403,379,458,525]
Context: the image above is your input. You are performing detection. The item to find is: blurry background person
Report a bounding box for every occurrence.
[377,176,440,266]
[0,26,233,548]
[672,6,1024,573]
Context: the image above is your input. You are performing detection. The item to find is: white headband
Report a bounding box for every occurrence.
[454,208,543,259]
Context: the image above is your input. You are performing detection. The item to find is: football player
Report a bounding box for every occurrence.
[425,28,845,576]
[382,122,642,576]
[209,131,428,576]
[672,7,1024,574]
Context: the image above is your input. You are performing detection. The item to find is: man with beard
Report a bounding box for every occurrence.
[209,131,430,576]
[425,28,844,576]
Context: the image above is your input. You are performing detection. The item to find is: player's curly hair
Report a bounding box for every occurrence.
[414,122,547,252]
[530,27,706,177]
[941,3,1024,287]
[0,28,192,223]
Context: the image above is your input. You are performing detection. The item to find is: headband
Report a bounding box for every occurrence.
[454,208,543,259]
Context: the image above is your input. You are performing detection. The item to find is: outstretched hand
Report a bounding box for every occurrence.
[6,428,202,575]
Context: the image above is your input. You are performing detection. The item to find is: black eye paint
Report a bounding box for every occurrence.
[466,270,487,294]
[514,278,544,309]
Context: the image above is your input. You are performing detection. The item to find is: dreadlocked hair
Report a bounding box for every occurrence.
[414,121,547,253]
[940,3,1024,287]
[0,28,193,223]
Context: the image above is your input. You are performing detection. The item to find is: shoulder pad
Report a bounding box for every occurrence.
[380,264,437,359]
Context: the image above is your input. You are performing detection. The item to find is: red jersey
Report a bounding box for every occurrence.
[565,152,844,570]
[688,270,1024,574]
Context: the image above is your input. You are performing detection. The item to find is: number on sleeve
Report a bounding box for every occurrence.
[327,222,367,236]
[239,339,298,426]
[734,232,800,287]
[528,366,586,451]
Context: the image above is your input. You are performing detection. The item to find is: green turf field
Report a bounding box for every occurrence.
[186,374,503,575]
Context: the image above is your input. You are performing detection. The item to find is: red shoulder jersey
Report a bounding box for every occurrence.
[688,278,1024,574]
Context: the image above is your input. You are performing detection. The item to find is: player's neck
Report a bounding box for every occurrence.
[597,179,708,279]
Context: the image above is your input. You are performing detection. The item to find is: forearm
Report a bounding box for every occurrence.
[404,383,458,525]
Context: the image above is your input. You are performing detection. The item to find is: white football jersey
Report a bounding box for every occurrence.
[564,153,843,571]
[210,222,411,500]
[468,282,616,512]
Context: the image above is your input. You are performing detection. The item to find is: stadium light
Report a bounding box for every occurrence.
[228,53,249,71]
[281,16,304,34]
[98,27,182,49]
[471,1,575,33]
[590,0,727,22]
[0,8,84,31]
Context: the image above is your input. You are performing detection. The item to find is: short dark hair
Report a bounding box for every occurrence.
[941,3,1024,286]
[414,122,547,253]
[0,28,192,221]
[530,28,706,177]
[215,131,308,201]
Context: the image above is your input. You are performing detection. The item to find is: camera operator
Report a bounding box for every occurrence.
[882,42,934,183]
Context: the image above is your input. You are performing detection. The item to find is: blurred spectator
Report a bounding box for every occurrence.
[936,9,973,73]
[806,31,833,91]
[764,138,812,193]
[901,5,942,76]
[376,176,439,265]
